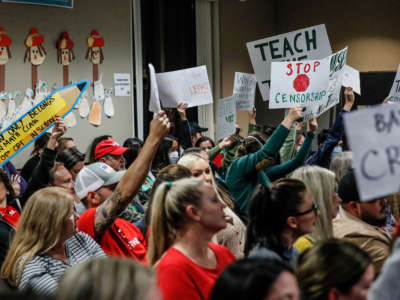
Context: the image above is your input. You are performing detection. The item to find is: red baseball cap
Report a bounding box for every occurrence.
[95,139,128,159]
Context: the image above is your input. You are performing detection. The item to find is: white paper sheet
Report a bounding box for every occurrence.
[216,96,236,141]
[233,72,257,111]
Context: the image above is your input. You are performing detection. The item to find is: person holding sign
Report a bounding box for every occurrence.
[225,106,317,216]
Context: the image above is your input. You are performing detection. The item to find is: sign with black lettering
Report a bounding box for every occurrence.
[247,24,332,101]
[344,104,400,200]
[388,65,400,103]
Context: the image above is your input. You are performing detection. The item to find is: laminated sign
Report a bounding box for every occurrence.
[0,80,88,166]
[247,24,332,100]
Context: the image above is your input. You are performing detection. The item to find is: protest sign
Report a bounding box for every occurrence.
[342,65,361,95]
[269,59,329,109]
[216,96,236,141]
[388,65,400,103]
[148,64,161,113]
[233,72,257,111]
[0,80,88,166]
[303,47,348,120]
[344,103,400,201]
[247,24,332,101]
[156,65,213,108]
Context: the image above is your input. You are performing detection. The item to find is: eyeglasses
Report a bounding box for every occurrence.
[295,202,318,216]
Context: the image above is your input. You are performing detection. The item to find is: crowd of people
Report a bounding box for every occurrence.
[0,87,399,300]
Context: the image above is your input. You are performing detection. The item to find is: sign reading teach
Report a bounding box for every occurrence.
[269,59,329,109]
[344,104,400,201]
[247,24,332,101]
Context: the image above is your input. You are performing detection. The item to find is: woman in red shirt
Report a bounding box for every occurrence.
[147,177,235,300]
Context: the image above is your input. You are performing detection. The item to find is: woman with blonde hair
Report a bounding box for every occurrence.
[148,177,235,300]
[178,153,246,258]
[1,187,105,296]
[330,151,353,181]
[291,165,341,252]
[57,257,160,300]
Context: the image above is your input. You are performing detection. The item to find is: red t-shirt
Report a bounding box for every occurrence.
[0,205,20,228]
[78,208,147,264]
[156,243,235,300]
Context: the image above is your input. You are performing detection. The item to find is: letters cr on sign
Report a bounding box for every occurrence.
[344,104,400,201]
[247,24,332,101]
[0,80,88,166]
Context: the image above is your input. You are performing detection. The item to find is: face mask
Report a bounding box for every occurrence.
[168,151,179,164]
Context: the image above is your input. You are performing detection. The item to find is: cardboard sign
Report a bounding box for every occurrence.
[156,65,213,108]
[148,64,161,113]
[216,96,236,141]
[0,80,88,166]
[303,48,348,120]
[233,72,257,111]
[269,59,329,109]
[344,104,400,201]
[388,65,400,103]
[342,64,361,95]
[247,24,332,101]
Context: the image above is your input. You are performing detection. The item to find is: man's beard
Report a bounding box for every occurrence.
[361,215,386,227]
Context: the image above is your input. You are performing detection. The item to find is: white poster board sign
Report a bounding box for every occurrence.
[233,72,257,111]
[303,48,348,120]
[388,65,400,103]
[344,104,400,201]
[342,65,361,95]
[156,66,213,108]
[148,64,161,113]
[269,59,329,109]
[247,24,332,101]
[217,96,236,140]
[114,73,131,97]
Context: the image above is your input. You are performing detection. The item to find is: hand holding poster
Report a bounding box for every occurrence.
[156,66,213,108]
[217,96,236,141]
[388,65,400,103]
[233,72,257,111]
[269,59,329,109]
[0,80,88,166]
[344,103,400,201]
[247,24,332,100]
[148,64,161,113]
[342,64,361,95]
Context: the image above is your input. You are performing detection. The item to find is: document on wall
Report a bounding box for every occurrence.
[114,73,131,97]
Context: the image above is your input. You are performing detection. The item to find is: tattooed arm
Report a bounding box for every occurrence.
[94,112,170,238]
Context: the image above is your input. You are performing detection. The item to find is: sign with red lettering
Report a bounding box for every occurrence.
[269,59,329,109]
[247,24,332,101]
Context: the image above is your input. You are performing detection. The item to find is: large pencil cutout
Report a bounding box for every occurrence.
[0,79,89,166]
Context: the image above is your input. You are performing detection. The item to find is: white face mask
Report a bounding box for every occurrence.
[168,151,179,164]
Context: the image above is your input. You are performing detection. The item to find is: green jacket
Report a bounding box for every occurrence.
[226,125,314,215]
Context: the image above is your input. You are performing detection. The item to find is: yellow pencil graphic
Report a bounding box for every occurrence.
[0,79,89,166]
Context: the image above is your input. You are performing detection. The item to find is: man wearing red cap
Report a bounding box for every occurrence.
[95,139,128,171]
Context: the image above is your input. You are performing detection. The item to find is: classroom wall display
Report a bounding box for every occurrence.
[57,32,75,86]
[156,65,213,108]
[247,24,332,101]
[344,103,400,201]
[0,27,12,92]
[388,65,400,103]
[233,72,257,111]
[269,58,329,109]
[24,28,46,91]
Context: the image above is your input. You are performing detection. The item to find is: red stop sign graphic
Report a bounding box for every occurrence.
[293,74,310,92]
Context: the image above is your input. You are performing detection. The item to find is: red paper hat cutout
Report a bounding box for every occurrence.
[57,32,74,50]
[88,29,104,48]
[25,28,44,48]
[0,28,12,47]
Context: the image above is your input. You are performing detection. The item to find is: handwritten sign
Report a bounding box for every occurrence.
[342,64,361,95]
[156,65,213,108]
[344,104,400,201]
[233,72,257,111]
[216,96,236,140]
[148,64,161,113]
[388,65,400,103]
[0,80,88,166]
[269,59,329,109]
[303,48,348,120]
[247,24,332,101]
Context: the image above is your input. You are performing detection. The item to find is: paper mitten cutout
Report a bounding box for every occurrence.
[94,75,105,101]
[79,94,90,118]
[7,95,15,118]
[20,88,34,116]
[0,99,6,120]
[64,111,77,128]
[89,99,102,126]
[104,94,114,117]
